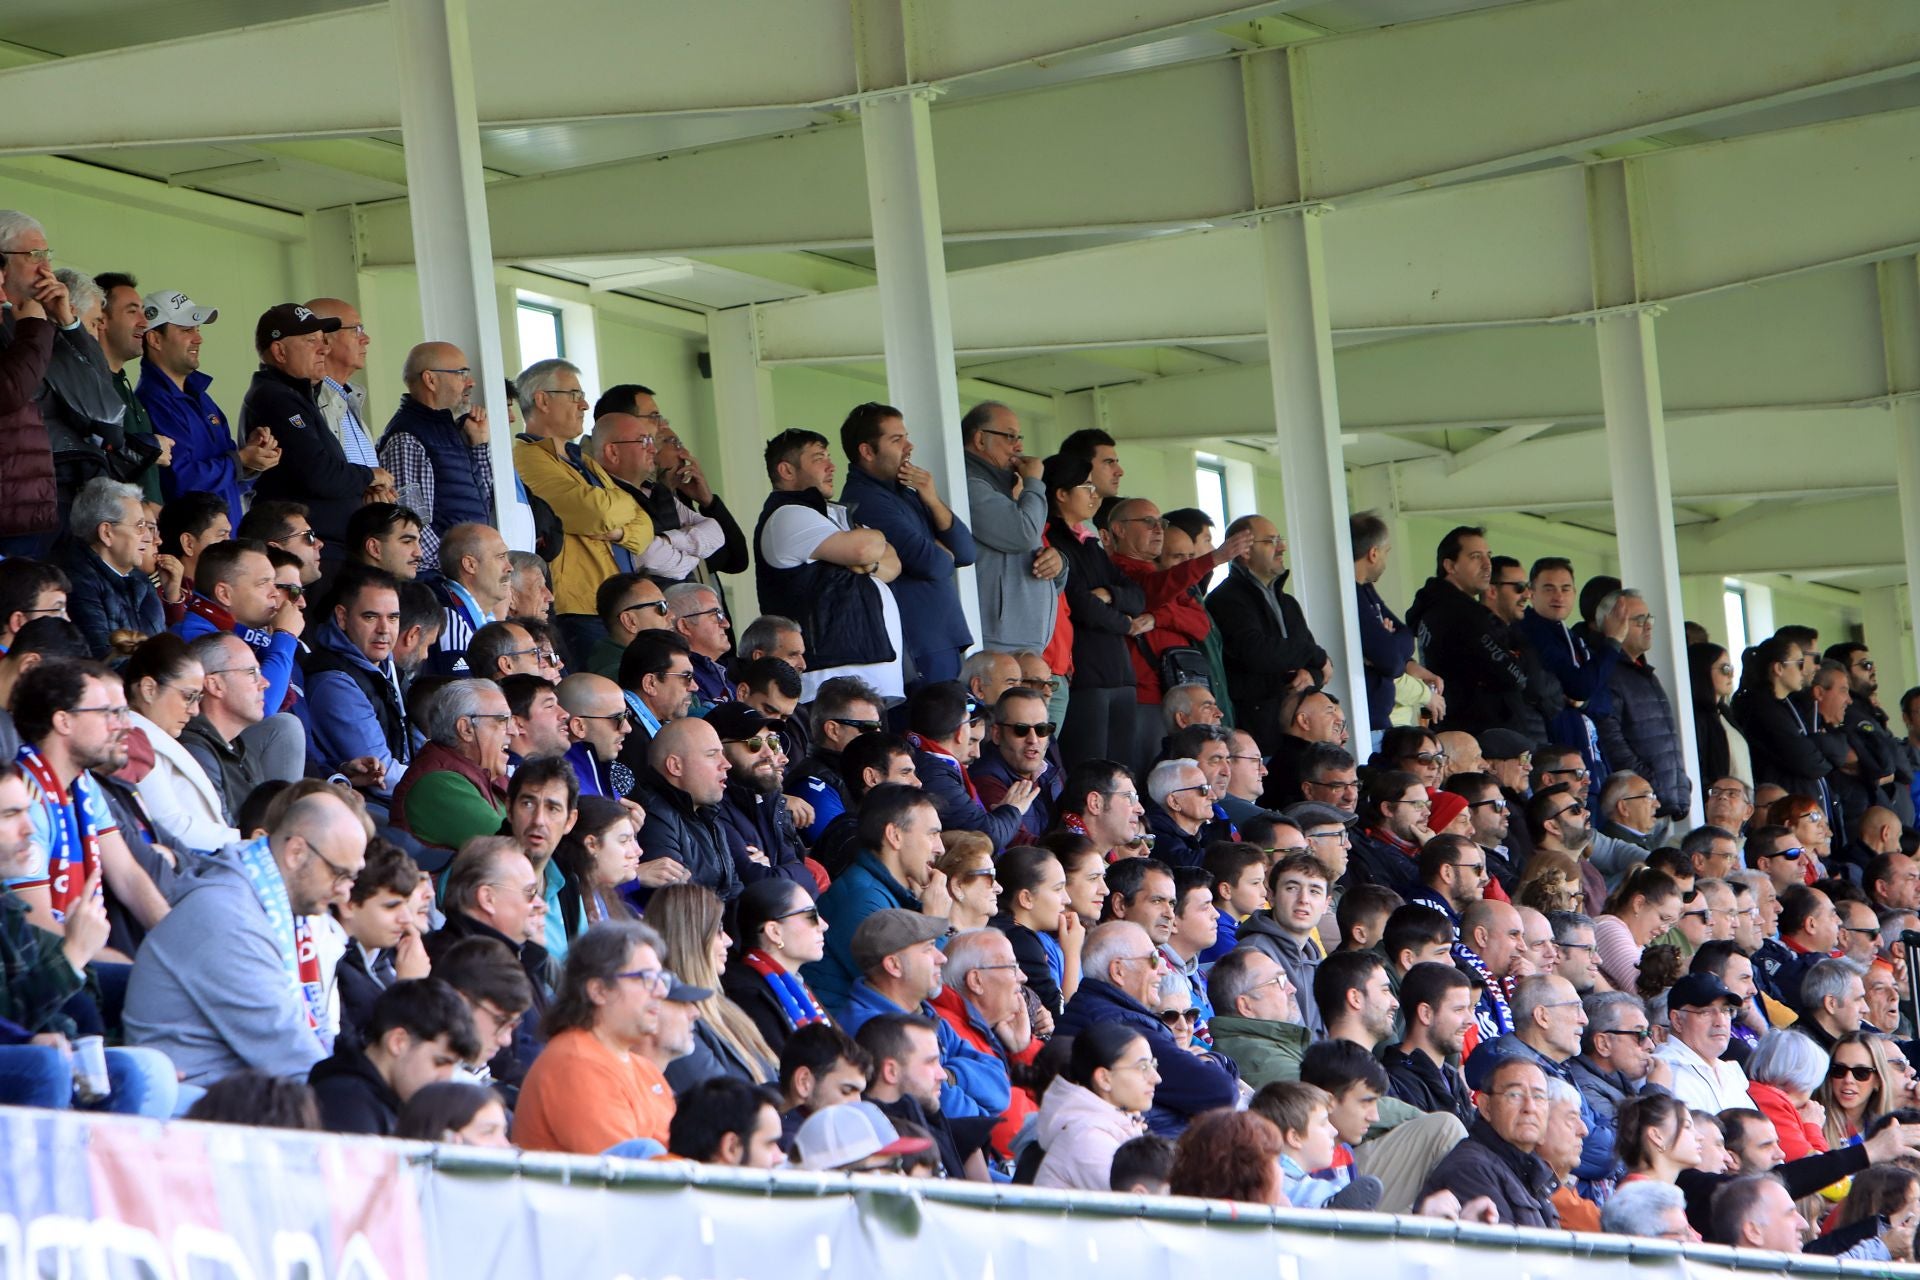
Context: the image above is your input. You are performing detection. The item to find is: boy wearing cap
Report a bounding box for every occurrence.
[136,291,280,521]
[840,908,1012,1122]
[242,303,392,554]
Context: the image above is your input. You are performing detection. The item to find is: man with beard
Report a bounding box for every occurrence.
[1826,642,1912,828]
[1525,782,1638,918]
[1447,771,1522,895]
[710,703,816,893]
[7,659,170,948]
[969,685,1062,846]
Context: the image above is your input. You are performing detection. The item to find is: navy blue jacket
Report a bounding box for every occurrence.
[1056,978,1240,1135]
[1144,803,1208,868]
[838,465,976,666]
[1356,580,1416,733]
[911,744,1025,851]
[716,781,817,895]
[377,394,492,538]
[242,363,371,548]
[57,540,163,660]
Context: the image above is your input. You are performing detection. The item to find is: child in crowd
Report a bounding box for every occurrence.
[1252,1080,1384,1210]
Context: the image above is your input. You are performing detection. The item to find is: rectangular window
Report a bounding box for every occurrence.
[1722,580,1750,683]
[1195,459,1231,589]
[516,301,565,365]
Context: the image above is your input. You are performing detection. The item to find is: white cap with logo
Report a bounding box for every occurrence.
[140,291,218,328]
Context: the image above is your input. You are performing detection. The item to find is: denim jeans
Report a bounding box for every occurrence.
[0,1044,179,1117]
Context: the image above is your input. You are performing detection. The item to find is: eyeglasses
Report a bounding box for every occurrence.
[1388,798,1432,811]
[278,582,305,599]
[464,712,513,726]
[163,683,205,709]
[1548,802,1588,822]
[615,968,675,996]
[279,528,320,546]
[1409,751,1447,765]
[67,704,131,723]
[336,323,367,336]
[1771,846,1805,861]
[308,843,361,887]
[603,435,656,448]
[1621,792,1657,804]
[1828,1063,1879,1082]
[1018,676,1058,692]
[115,518,159,534]
[1115,516,1165,530]
[1468,798,1509,812]
[1493,581,1529,592]
[1680,910,1710,923]
[1543,765,1589,780]
[634,412,671,427]
[1449,860,1487,875]
[829,717,883,732]
[774,906,822,926]
[545,388,589,403]
[1630,614,1655,627]
[1558,940,1596,954]
[1491,1087,1550,1106]
[663,669,699,685]
[1167,784,1212,799]
[620,600,671,618]
[1856,660,1877,672]
[425,366,472,378]
[680,607,728,623]
[726,736,777,753]
[1842,925,1881,937]
[0,248,53,264]
[999,720,1056,738]
[1706,786,1749,800]
[1308,829,1351,845]
[532,649,561,667]
[1600,1026,1652,1042]
[206,665,265,682]
[978,428,1022,445]
[1117,952,1166,970]
[1715,663,1735,676]
[1157,1008,1200,1027]
[576,710,633,728]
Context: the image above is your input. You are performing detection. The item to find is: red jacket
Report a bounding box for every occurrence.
[0,315,58,536]
[1113,553,1215,702]
[930,985,1039,1159]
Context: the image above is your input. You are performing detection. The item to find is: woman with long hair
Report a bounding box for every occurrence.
[1032,1022,1157,1191]
[723,877,832,1056]
[1815,1031,1895,1149]
[553,795,641,937]
[647,883,778,1087]
[117,632,238,853]
[1615,1094,1702,1185]
[1595,867,1681,992]
[395,1081,512,1148]
[991,845,1084,1015]
[1835,1163,1920,1263]
[936,832,999,932]
[1689,642,1752,789]
[1043,832,1109,927]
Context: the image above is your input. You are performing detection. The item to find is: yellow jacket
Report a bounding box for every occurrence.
[512,435,654,616]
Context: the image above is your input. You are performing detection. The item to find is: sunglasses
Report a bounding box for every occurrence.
[999,720,1057,738]
[1157,1008,1200,1027]
[726,736,777,753]
[1772,846,1805,861]
[775,906,822,926]
[1828,1063,1878,1082]
[829,717,884,732]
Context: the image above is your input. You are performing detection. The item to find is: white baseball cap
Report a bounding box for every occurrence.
[789,1101,932,1172]
[141,290,218,328]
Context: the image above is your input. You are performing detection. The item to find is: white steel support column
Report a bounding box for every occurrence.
[708,307,778,626]
[1590,162,1701,826]
[391,0,531,550]
[858,89,981,645]
[1878,256,1920,685]
[1259,212,1369,731]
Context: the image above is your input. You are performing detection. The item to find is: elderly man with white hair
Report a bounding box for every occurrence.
[665,581,734,709]
[1144,757,1213,869]
[0,209,71,552]
[57,478,166,659]
[391,679,517,851]
[1602,1179,1694,1241]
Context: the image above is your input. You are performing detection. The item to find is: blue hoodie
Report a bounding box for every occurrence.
[842,978,1011,1120]
[802,849,920,1016]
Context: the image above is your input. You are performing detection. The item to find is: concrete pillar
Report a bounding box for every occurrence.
[1878,256,1920,687]
[857,88,982,644]
[1258,211,1369,731]
[707,307,778,625]
[391,0,532,551]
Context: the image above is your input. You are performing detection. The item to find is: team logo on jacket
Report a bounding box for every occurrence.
[287,414,306,430]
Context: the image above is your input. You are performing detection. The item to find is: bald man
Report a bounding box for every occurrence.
[556,672,636,798]
[378,341,495,571]
[126,789,371,1085]
[1460,899,1527,1041]
[633,716,743,900]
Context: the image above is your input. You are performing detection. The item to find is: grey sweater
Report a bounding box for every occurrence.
[123,847,326,1086]
[964,452,1066,652]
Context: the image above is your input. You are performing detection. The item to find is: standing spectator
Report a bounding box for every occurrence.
[1590,590,1691,825]
[837,403,975,687]
[962,401,1065,655]
[1517,558,1623,780]
[592,387,748,586]
[1206,514,1328,757]
[513,376,655,659]
[754,429,904,703]
[1406,526,1529,736]
[378,343,493,572]
[1351,511,1437,748]
[124,790,369,1086]
[302,298,381,475]
[1046,453,1145,768]
[93,273,162,504]
[243,304,391,553]
[137,290,277,524]
[57,479,163,659]
[41,271,159,535]
[0,211,67,551]
[390,680,515,851]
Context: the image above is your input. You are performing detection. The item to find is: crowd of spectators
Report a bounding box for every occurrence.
[4,204,1920,1261]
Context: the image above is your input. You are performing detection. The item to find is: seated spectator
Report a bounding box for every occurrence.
[342,502,422,581]
[1160,866,1218,1022]
[463,620,540,686]
[1143,758,1214,870]
[1167,1109,1288,1206]
[1706,1174,1804,1252]
[1254,1079,1383,1211]
[308,978,479,1136]
[775,1021,870,1146]
[124,789,369,1086]
[663,583,734,709]
[1567,990,1666,1173]
[553,671,636,800]
[586,573,669,678]
[1743,1029,1829,1160]
[236,499,323,589]
[172,538,303,747]
[1102,856,1177,950]
[631,716,737,901]
[1833,1163,1920,1263]
[841,910,1010,1121]
[1657,972,1757,1115]
[667,1078,785,1168]
[426,838,552,1081]
[1382,903,1456,980]
[0,559,70,656]
[1298,1038,1464,1214]
[305,565,410,792]
[1753,881,1839,1005]
[1816,1030,1895,1148]
[428,935,535,1099]
[1383,961,1477,1126]
[515,920,675,1154]
[1542,1079,1601,1230]
[804,784,942,1015]
[394,1080,511,1147]
[1056,921,1240,1135]
[325,839,426,1043]
[783,675,884,838]
[1409,832,1488,932]
[1602,1177,1693,1241]
[904,682,1033,851]
[181,1071,323,1131]
[727,878,833,1057]
[391,680,514,851]
[708,702,812,891]
[502,672,569,766]
[616,630,697,770]
[990,845,1082,1016]
[1593,866,1681,993]
[1232,851,1331,1035]
[1316,949,1399,1056]
[729,655,804,760]
[931,926,1042,1155]
[1796,956,1868,1051]
[1031,1021,1154,1191]
[648,882,779,1090]
[1616,1092,1703,1187]
[856,1011,977,1178]
[1347,769,1428,895]
[505,552,552,623]
[969,686,1062,848]
[58,478,163,659]
[1418,1057,1561,1226]
[1109,1132,1175,1195]
[550,794,642,942]
[118,633,238,854]
[1198,842,1267,966]
[936,834,999,932]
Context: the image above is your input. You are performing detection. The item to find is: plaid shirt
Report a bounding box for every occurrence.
[0,889,84,1038]
[379,430,496,571]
